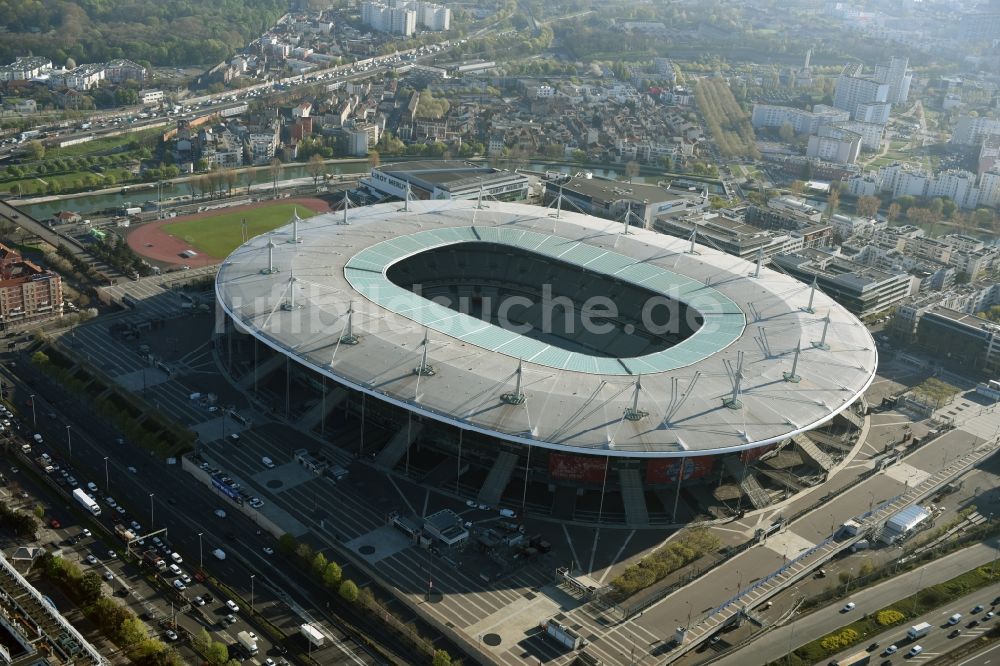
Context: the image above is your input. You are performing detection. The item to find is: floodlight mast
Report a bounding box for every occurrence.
[501,359,526,405]
[724,352,745,409]
[340,302,359,345]
[783,342,802,383]
[813,310,832,350]
[624,375,647,421]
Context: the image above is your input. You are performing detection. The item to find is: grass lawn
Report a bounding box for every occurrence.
[161,203,317,258]
[48,128,162,158]
[3,168,132,196]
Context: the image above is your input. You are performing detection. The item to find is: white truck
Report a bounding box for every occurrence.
[300,623,325,648]
[73,488,101,516]
[907,622,932,639]
[236,630,258,655]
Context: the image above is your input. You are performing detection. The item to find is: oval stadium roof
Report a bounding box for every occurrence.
[216,200,877,457]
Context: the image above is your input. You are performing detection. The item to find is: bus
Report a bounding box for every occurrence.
[73,488,101,516]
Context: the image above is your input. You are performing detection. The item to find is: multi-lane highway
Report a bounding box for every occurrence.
[712,542,1000,665]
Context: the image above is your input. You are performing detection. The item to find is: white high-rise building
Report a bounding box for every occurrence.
[874,56,911,105]
[927,170,980,210]
[979,171,1000,208]
[418,2,450,30]
[750,104,849,135]
[833,63,890,122]
[363,0,449,33]
[952,115,1000,146]
[362,1,417,35]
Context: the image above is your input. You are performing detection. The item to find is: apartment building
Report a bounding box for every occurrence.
[772,250,913,319]
[0,244,62,328]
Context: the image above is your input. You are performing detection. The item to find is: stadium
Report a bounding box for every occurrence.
[214,198,877,525]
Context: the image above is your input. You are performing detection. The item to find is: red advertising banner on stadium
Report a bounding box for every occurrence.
[645,457,716,484]
[549,453,607,483]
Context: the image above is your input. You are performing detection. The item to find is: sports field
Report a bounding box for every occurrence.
[161,202,318,258]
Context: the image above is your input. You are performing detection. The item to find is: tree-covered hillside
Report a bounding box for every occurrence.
[0,0,286,66]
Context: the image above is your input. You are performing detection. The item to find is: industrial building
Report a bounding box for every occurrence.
[361,161,529,202]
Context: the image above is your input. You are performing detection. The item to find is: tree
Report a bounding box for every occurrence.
[25,140,45,161]
[306,154,325,188]
[128,639,170,662]
[193,628,212,654]
[118,617,148,647]
[295,542,314,562]
[78,571,104,604]
[322,561,342,588]
[778,122,794,143]
[368,150,380,168]
[973,207,996,229]
[205,641,229,666]
[856,195,880,219]
[433,650,452,666]
[887,202,901,223]
[826,189,840,216]
[269,157,283,198]
[278,533,297,554]
[625,160,640,182]
[223,168,238,196]
[339,579,359,603]
[311,552,328,577]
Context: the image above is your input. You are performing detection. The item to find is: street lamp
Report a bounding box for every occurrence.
[29,394,35,427]
[103,456,109,490]
[250,574,255,614]
[66,425,72,457]
[197,532,203,571]
[149,493,154,528]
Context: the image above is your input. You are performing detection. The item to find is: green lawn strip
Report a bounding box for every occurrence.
[47,128,162,158]
[4,168,132,192]
[775,564,1000,665]
[161,203,317,258]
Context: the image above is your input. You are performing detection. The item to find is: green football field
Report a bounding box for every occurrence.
[161,203,318,258]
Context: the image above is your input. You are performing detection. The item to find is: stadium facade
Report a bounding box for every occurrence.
[215,199,877,525]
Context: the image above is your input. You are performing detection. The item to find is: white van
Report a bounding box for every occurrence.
[948,613,962,625]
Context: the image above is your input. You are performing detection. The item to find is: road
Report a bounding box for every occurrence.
[712,541,1000,665]
[0,198,123,280]
[824,582,1000,666]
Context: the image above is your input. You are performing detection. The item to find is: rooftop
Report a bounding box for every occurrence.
[216,200,876,457]
[557,175,690,204]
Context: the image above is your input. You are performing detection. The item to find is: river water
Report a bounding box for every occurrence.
[17,161,656,220]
